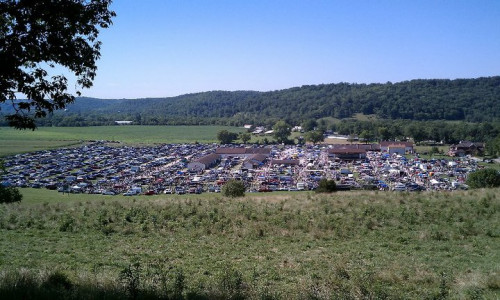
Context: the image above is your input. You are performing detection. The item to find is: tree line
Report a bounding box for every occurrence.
[216,119,500,157]
[3,76,499,128]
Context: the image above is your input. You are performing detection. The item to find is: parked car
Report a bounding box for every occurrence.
[175,186,185,195]
[392,183,406,191]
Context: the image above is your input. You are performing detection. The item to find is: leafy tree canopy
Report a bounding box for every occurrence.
[239,132,251,144]
[217,130,238,144]
[221,180,245,198]
[305,130,324,144]
[0,185,22,203]
[466,168,500,189]
[302,119,317,132]
[9,77,500,128]
[315,179,337,193]
[273,120,291,144]
[0,160,22,203]
[0,0,115,129]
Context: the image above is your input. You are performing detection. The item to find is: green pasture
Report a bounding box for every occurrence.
[0,125,246,156]
[1,188,499,299]
[17,188,304,206]
[16,188,234,204]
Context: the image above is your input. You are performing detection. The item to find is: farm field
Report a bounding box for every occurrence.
[0,125,246,156]
[0,188,499,299]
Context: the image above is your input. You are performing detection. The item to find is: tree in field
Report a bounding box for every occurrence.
[0,160,22,203]
[217,130,238,144]
[272,120,291,144]
[405,123,427,143]
[305,130,324,144]
[0,185,22,203]
[302,119,317,132]
[430,146,440,156]
[221,180,245,198]
[485,135,500,158]
[466,168,500,189]
[0,0,115,130]
[315,179,336,193]
[239,132,251,144]
[359,129,374,143]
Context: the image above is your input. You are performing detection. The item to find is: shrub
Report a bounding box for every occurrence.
[222,180,245,198]
[119,262,141,299]
[315,179,337,193]
[0,185,22,203]
[467,168,500,189]
[42,271,73,291]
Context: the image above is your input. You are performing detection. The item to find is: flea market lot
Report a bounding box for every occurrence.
[3,140,483,196]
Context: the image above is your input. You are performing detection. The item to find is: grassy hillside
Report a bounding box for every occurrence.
[4,77,499,128]
[1,188,498,299]
[0,125,245,156]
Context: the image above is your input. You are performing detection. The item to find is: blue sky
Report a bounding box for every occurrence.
[78,0,500,99]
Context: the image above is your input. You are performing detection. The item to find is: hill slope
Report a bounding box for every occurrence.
[1,188,499,299]
[2,77,499,126]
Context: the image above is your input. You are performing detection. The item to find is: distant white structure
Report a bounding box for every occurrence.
[252,126,265,134]
[115,121,133,125]
[327,134,349,140]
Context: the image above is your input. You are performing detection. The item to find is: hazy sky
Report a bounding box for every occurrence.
[75,0,500,99]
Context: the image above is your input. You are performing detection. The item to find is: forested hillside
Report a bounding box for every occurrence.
[1,77,499,127]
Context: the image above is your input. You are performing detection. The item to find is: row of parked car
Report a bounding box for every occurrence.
[1,141,482,195]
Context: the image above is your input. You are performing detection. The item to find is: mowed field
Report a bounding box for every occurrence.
[0,188,499,299]
[0,125,246,156]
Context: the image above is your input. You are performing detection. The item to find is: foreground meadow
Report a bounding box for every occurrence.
[0,188,499,299]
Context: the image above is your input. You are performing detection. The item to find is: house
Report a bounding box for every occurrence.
[242,154,268,169]
[330,144,381,151]
[387,144,406,155]
[328,148,367,160]
[380,141,414,154]
[327,144,380,160]
[448,141,485,157]
[187,153,221,171]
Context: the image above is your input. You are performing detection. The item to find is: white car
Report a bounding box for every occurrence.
[392,183,406,191]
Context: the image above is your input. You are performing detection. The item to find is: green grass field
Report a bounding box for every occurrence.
[0,126,246,156]
[1,126,500,298]
[0,188,499,299]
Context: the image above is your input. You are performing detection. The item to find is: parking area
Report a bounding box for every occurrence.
[1,142,481,195]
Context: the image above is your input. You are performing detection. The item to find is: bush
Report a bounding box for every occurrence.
[0,185,22,203]
[221,180,245,198]
[467,168,500,189]
[315,179,337,193]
